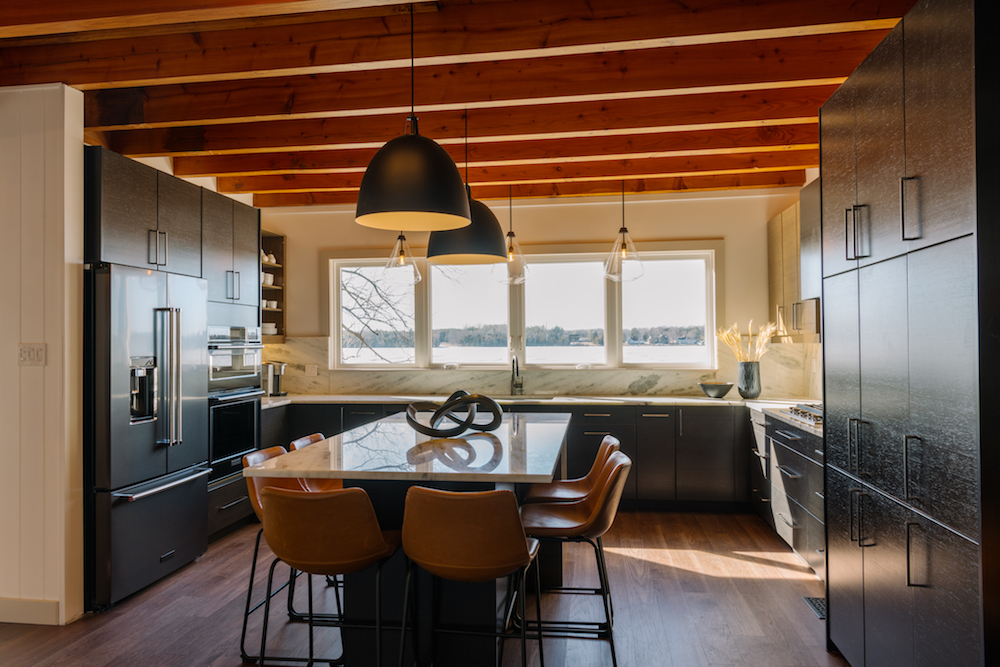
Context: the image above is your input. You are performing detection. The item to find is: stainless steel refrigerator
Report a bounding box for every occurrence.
[85,263,210,610]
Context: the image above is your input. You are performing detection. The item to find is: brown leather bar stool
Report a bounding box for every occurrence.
[519,451,632,667]
[397,487,545,667]
[522,435,620,504]
[240,446,313,663]
[289,432,345,493]
[260,487,401,666]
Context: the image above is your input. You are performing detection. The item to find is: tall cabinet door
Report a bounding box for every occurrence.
[202,190,235,304]
[906,237,979,539]
[827,468,865,667]
[902,0,975,250]
[910,515,982,667]
[820,79,858,278]
[823,271,860,473]
[233,202,261,307]
[854,24,906,267]
[858,257,909,499]
[636,409,675,501]
[862,491,913,667]
[85,146,158,270]
[156,172,203,278]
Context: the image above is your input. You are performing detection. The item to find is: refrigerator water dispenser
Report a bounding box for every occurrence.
[129,356,157,424]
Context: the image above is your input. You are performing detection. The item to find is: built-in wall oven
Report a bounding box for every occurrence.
[208,325,264,481]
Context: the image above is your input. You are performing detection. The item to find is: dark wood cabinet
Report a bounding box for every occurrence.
[827,469,866,667]
[286,404,342,443]
[85,146,202,278]
[207,473,254,538]
[857,257,909,500]
[675,406,734,502]
[819,78,858,278]
[260,405,288,450]
[823,271,860,473]
[202,189,260,308]
[155,172,202,278]
[342,404,386,432]
[565,407,636,502]
[901,0,976,253]
[636,409,675,500]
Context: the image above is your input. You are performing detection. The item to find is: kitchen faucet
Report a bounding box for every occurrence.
[511,354,524,395]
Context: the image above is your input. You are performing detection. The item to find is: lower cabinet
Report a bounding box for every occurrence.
[287,403,343,441]
[565,407,636,501]
[260,404,288,450]
[675,406,735,501]
[827,466,981,667]
[636,408,675,500]
[342,404,385,431]
[208,473,254,537]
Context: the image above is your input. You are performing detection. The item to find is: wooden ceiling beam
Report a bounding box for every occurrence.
[251,169,808,206]
[216,149,818,193]
[126,84,833,159]
[173,124,818,177]
[84,32,887,130]
[0,0,914,89]
[0,1,411,39]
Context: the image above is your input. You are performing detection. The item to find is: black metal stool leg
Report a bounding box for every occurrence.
[375,561,384,667]
[518,570,528,667]
[533,559,545,667]
[397,561,414,667]
[260,558,282,666]
[307,573,316,666]
[241,528,264,663]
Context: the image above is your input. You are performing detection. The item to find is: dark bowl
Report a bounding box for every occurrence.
[699,382,734,399]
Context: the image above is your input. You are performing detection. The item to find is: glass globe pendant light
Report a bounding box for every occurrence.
[426,113,507,264]
[604,180,644,282]
[385,232,421,284]
[355,5,470,232]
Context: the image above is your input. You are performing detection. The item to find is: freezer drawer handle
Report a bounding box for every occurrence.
[111,468,211,503]
[776,465,801,479]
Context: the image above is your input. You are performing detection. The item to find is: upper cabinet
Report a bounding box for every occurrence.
[768,195,819,340]
[202,189,260,307]
[85,146,202,278]
[821,1,975,278]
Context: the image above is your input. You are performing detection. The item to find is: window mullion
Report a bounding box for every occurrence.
[605,275,622,368]
[414,259,430,367]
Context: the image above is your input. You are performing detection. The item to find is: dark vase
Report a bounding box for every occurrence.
[738,361,761,399]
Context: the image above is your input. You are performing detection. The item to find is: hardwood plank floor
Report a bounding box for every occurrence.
[0,512,847,667]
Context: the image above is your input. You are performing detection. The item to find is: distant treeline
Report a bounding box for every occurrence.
[344,324,704,348]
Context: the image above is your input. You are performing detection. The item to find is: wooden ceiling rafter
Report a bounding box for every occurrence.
[0,0,918,208]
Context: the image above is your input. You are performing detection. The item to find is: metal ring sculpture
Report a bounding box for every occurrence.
[405,390,504,438]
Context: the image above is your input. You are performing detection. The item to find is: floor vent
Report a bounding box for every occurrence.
[803,597,827,620]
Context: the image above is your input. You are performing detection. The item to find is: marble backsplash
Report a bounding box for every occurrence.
[264,337,823,400]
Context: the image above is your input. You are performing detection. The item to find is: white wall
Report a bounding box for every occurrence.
[0,84,85,625]
[262,188,801,337]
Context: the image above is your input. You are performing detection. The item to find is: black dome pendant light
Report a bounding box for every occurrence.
[426,112,507,264]
[355,4,470,232]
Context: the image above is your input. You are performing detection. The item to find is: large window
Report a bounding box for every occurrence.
[333,247,716,370]
[338,263,416,365]
[524,260,605,366]
[621,256,712,367]
[430,264,509,365]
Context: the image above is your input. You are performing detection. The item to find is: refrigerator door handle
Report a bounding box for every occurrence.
[155,308,173,446]
[173,308,182,446]
[111,468,211,502]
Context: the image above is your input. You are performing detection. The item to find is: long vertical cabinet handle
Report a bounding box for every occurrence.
[905,522,927,587]
[791,301,801,332]
[849,489,860,543]
[155,308,172,446]
[678,409,683,437]
[900,176,923,241]
[848,418,857,472]
[854,205,871,259]
[159,231,169,266]
[234,271,241,301]
[148,230,160,265]
[855,420,866,476]
[845,209,857,261]
[173,308,182,446]
[857,492,872,547]
[904,436,921,502]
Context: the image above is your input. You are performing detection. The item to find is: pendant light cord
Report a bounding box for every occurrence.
[509,185,513,233]
[465,110,469,184]
[410,3,415,117]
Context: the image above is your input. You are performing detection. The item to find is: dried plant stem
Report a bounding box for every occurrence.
[717,321,777,362]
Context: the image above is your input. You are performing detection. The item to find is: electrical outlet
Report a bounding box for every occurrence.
[304,364,318,377]
[19,343,47,366]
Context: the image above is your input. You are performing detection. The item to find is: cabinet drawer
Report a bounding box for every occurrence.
[568,406,636,425]
[805,510,826,582]
[765,419,823,463]
[208,473,254,536]
[770,440,824,519]
[342,404,384,431]
[770,488,814,555]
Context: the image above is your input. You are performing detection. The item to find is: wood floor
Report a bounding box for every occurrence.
[0,511,847,667]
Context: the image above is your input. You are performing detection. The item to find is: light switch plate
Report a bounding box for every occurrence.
[305,363,318,377]
[19,343,47,366]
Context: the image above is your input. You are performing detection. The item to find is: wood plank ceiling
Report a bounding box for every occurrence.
[0,0,916,207]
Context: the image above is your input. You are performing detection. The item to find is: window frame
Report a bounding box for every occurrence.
[328,240,722,372]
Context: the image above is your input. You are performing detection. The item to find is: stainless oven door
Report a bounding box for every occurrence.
[208,392,261,481]
[208,343,263,393]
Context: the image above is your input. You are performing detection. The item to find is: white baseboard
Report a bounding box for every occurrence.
[0,597,61,625]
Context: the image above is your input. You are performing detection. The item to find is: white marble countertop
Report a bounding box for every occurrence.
[261,396,291,410]
[244,412,572,484]
[280,393,813,407]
